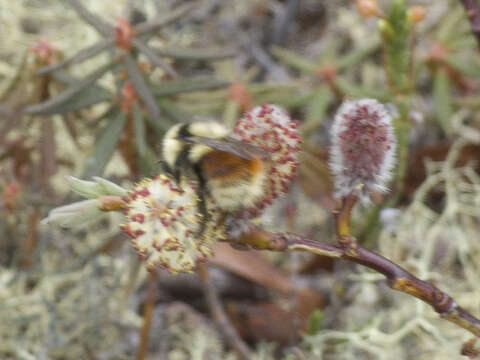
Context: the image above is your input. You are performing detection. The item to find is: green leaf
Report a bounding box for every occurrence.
[39,85,111,115]
[271,46,318,74]
[307,309,323,335]
[68,176,127,198]
[248,82,300,94]
[135,3,196,35]
[42,199,103,228]
[88,105,116,128]
[222,100,240,127]
[144,116,168,136]
[66,0,112,37]
[122,54,161,121]
[336,77,391,101]
[37,38,114,75]
[133,103,147,156]
[92,177,127,196]
[157,97,192,123]
[138,144,160,177]
[25,61,115,115]
[445,55,480,78]
[152,77,230,96]
[152,46,235,60]
[337,41,380,71]
[437,7,467,45]
[132,38,178,78]
[301,87,332,135]
[278,91,316,108]
[83,110,127,177]
[68,177,104,198]
[433,68,453,135]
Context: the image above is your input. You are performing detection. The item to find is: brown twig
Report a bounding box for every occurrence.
[459,0,480,49]
[316,66,345,101]
[233,227,480,338]
[137,272,157,360]
[462,337,480,358]
[197,263,252,360]
[22,209,40,268]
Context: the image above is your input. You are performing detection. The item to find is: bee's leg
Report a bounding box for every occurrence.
[160,160,182,184]
[193,163,209,237]
[159,160,172,176]
[170,146,191,184]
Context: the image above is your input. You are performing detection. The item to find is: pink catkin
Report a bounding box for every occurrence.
[329,99,396,202]
[234,104,300,218]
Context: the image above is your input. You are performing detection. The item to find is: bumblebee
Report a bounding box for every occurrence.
[161,121,268,220]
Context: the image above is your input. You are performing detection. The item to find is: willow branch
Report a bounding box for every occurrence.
[62,193,480,338]
[233,227,480,338]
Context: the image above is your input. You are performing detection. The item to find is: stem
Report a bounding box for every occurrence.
[233,228,480,338]
[137,272,156,360]
[335,193,357,239]
[22,209,40,268]
[393,98,411,201]
[197,264,252,360]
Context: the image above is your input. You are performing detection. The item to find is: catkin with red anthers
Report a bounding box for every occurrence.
[233,104,301,218]
[121,175,224,273]
[329,99,396,202]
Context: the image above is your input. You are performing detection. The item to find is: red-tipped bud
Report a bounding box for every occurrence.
[356,0,380,18]
[119,81,138,113]
[115,17,135,51]
[408,6,426,23]
[329,99,396,202]
[2,183,22,211]
[29,39,59,65]
[229,82,253,111]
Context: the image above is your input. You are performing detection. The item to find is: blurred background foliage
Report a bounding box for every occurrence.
[1,0,480,359]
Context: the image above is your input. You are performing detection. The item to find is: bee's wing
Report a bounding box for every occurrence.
[185,136,269,160]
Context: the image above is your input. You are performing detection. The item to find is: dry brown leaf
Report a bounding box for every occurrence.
[211,242,293,294]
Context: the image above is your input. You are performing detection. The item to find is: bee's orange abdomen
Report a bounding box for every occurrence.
[200,150,266,211]
[201,150,263,181]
